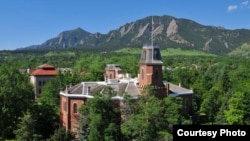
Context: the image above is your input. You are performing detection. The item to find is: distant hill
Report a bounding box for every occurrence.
[228,43,250,57]
[114,48,216,57]
[18,15,250,55]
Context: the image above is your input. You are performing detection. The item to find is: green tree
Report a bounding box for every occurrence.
[190,81,205,124]
[158,96,191,140]
[214,90,232,124]
[121,95,161,141]
[78,97,121,141]
[199,88,221,124]
[224,92,245,125]
[171,67,197,88]
[243,91,250,124]
[14,111,42,141]
[0,66,34,139]
[121,95,190,141]
[30,103,59,139]
[221,67,231,92]
[141,85,155,96]
[48,127,75,141]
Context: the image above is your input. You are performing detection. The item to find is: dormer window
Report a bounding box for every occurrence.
[87,86,91,95]
[153,48,161,60]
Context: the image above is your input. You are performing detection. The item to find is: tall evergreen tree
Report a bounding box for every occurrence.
[14,111,42,141]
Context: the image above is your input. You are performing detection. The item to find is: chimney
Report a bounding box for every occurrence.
[65,85,70,94]
[65,85,68,94]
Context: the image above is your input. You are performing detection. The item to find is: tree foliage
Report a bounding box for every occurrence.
[78,97,122,141]
[0,66,34,139]
[14,111,42,141]
[224,92,245,125]
[121,95,190,141]
[48,127,76,141]
[1,49,250,140]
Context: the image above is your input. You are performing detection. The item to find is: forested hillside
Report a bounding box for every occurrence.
[0,49,250,140]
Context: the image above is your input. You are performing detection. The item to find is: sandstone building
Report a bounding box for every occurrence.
[30,63,58,98]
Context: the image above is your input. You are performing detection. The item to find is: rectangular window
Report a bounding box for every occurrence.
[73,103,77,113]
[141,69,144,80]
[63,101,67,112]
[87,86,91,95]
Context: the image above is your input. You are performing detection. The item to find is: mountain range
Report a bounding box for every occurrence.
[19,15,250,55]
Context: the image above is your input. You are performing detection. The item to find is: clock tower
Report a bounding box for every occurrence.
[138,45,168,99]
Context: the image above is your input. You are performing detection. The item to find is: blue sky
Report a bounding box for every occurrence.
[0,0,250,50]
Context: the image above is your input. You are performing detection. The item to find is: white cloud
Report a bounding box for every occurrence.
[228,5,238,12]
[241,1,249,6]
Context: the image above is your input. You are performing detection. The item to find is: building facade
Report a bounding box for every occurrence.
[30,63,58,98]
[59,44,193,135]
[138,45,169,99]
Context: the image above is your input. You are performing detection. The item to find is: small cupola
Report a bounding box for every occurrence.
[139,45,163,65]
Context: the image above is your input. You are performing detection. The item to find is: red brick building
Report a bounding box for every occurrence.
[59,45,193,136]
[138,45,169,99]
[60,87,90,133]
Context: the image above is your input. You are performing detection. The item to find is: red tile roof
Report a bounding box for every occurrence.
[31,69,58,76]
[31,63,58,76]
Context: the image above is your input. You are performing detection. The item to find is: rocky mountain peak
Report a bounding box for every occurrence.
[19,15,250,55]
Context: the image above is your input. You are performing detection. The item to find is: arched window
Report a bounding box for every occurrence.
[73,103,77,113]
[155,68,159,80]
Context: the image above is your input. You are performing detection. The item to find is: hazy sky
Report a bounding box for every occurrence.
[0,0,249,50]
